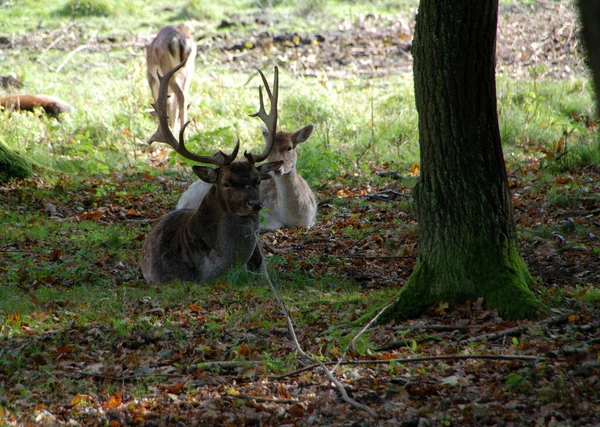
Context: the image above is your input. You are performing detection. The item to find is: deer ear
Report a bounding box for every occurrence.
[193,165,218,184]
[292,124,314,145]
[257,161,283,180]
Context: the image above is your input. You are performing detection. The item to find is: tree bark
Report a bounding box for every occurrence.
[578,0,600,112]
[0,143,32,183]
[381,0,545,321]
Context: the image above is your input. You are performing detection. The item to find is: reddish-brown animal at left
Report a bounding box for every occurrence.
[0,94,70,118]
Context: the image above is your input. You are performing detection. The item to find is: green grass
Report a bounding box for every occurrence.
[0,0,597,340]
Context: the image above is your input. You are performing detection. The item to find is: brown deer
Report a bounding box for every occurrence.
[146,25,196,136]
[141,60,283,284]
[176,124,317,231]
[0,94,70,118]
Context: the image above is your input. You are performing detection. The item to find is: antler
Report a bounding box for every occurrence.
[248,66,279,163]
[148,58,237,166]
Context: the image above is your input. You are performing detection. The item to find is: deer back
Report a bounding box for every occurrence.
[146,25,196,134]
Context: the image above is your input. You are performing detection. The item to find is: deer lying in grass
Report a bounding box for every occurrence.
[176,120,317,231]
[146,25,196,136]
[0,94,70,118]
[141,60,282,284]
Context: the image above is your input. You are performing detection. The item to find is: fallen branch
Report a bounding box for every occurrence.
[54,45,89,73]
[555,208,600,219]
[272,354,550,380]
[57,369,182,382]
[458,313,571,346]
[567,320,600,333]
[185,360,263,372]
[335,255,417,260]
[374,336,441,352]
[227,394,300,405]
[392,324,480,332]
[374,170,402,179]
[330,299,395,374]
[258,242,378,418]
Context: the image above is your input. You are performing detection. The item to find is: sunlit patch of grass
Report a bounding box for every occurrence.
[57,0,114,18]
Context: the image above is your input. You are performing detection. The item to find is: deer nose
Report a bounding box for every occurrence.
[249,200,262,211]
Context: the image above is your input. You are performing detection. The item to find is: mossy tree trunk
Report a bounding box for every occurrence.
[0,142,32,183]
[381,0,545,321]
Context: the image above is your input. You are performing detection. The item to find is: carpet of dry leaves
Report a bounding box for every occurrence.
[1,2,600,426]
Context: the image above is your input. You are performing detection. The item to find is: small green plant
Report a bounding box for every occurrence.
[505,370,532,393]
[58,0,113,17]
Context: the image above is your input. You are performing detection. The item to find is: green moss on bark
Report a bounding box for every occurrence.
[0,143,32,183]
[381,237,546,322]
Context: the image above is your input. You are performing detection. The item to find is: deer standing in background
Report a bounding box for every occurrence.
[146,25,196,136]
[0,94,70,118]
[141,60,283,284]
[177,123,318,231]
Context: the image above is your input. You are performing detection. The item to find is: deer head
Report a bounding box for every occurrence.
[146,25,196,136]
[141,62,282,284]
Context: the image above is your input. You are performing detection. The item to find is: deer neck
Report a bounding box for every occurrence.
[273,168,304,207]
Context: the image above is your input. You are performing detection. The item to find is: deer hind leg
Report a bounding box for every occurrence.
[168,78,187,133]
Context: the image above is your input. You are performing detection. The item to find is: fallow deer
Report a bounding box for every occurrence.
[176,123,318,231]
[141,59,283,284]
[0,94,70,118]
[146,25,196,136]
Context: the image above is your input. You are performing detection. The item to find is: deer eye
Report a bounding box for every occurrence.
[286,147,293,152]
[223,182,232,189]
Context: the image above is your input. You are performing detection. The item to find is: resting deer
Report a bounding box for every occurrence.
[0,94,70,118]
[146,25,196,136]
[141,59,283,284]
[176,122,317,231]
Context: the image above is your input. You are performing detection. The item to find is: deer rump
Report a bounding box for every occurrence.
[176,125,318,232]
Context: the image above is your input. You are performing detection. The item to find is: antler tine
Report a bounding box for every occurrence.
[148,58,228,167]
[249,66,278,163]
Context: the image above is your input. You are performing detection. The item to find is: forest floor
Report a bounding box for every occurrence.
[1,2,600,426]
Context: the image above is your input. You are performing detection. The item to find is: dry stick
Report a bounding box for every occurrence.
[258,243,378,419]
[57,369,182,382]
[54,45,89,73]
[272,354,548,380]
[392,324,481,332]
[228,394,300,405]
[335,255,416,260]
[459,313,571,346]
[185,360,264,372]
[330,299,395,374]
[568,320,600,332]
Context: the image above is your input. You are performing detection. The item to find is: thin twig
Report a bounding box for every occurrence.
[335,255,416,260]
[459,313,571,346]
[330,299,395,373]
[228,394,300,404]
[555,208,600,219]
[57,369,182,381]
[258,241,378,418]
[185,360,264,372]
[54,45,89,73]
[272,354,550,380]
[392,324,481,332]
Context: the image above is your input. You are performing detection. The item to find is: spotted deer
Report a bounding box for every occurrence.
[141,60,283,284]
[146,25,196,136]
[176,121,317,231]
